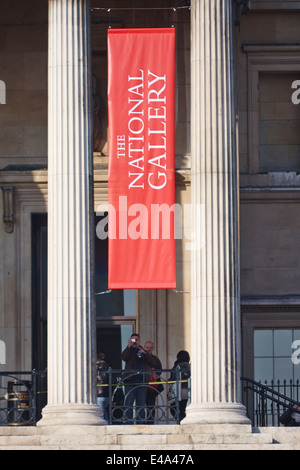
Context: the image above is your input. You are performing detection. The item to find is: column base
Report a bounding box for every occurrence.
[37,404,106,427]
[181,402,251,429]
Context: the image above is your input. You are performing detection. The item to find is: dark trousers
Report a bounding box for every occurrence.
[124,384,146,424]
[146,389,157,424]
[170,400,188,422]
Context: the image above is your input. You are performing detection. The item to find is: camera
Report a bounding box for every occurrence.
[131,338,137,343]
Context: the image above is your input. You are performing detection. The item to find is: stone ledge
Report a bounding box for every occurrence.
[3,425,300,450]
[0,424,274,450]
[256,427,300,445]
[180,424,253,435]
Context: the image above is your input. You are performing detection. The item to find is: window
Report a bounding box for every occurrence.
[95,213,137,318]
[254,329,300,383]
[95,213,137,369]
[243,44,300,174]
[259,71,300,172]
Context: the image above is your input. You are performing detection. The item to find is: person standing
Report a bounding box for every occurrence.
[168,350,191,422]
[121,333,155,424]
[144,341,163,424]
[96,353,110,424]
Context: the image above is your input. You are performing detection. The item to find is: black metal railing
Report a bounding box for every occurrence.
[241,377,300,427]
[5,371,300,427]
[0,368,190,426]
[100,368,191,425]
[0,370,47,426]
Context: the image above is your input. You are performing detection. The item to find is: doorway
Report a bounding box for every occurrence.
[95,213,138,369]
[32,213,47,371]
[96,320,136,370]
[32,213,138,372]
[32,213,48,420]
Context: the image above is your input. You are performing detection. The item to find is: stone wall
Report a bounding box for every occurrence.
[0,0,48,169]
[237,9,300,300]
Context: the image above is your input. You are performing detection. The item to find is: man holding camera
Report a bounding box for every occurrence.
[121,333,156,424]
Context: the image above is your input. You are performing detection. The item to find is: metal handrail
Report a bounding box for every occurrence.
[99,367,191,425]
[241,377,300,427]
[0,367,190,426]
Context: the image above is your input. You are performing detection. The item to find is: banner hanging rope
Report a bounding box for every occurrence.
[91,6,190,12]
[91,6,190,28]
[95,289,190,295]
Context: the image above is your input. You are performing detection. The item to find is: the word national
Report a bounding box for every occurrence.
[119,69,168,191]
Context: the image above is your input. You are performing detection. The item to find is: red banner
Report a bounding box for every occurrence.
[108,28,176,289]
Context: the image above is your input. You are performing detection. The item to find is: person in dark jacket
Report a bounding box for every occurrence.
[280,405,300,427]
[121,333,156,424]
[96,353,110,424]
[168,350,191,422]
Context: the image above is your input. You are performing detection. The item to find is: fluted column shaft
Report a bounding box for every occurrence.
[39,0,103,425]
[183,0,249,425]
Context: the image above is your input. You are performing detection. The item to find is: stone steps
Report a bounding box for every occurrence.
[0,431,273,447]
[0,424,298,450]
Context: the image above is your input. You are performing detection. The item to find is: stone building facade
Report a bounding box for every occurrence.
[0,0,300,428]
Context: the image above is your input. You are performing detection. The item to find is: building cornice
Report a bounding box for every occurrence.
[0,157,192,187]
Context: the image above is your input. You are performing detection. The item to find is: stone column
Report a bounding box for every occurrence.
[39,0,104,426]
[182,0,250,426]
